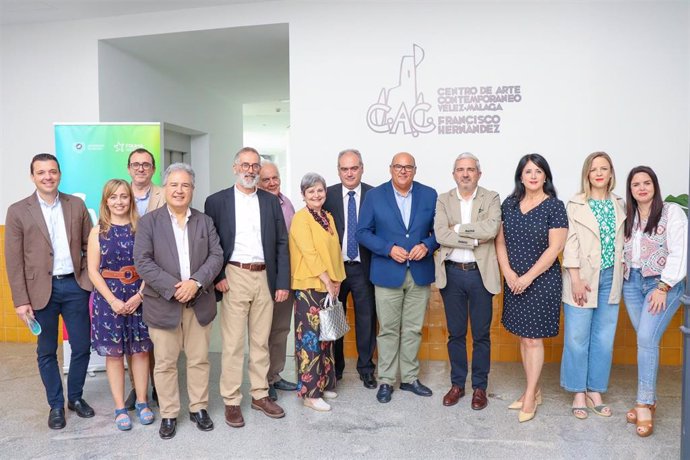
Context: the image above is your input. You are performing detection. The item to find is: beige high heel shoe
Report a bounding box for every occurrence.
[508,389,543,410]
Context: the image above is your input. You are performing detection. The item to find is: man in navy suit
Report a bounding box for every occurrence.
[323,149,377,389]
[357,152,439,403]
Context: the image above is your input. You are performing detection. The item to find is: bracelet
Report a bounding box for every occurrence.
[138,291,144,301]
[657,281,671,293]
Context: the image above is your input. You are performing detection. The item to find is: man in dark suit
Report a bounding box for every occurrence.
[134,163,223,440]
[204,147,290,429]
[5,153,95,429]
[323,149,377,389]
[357,152,439,404]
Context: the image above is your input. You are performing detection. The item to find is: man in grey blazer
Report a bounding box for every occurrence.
[5,153,94,430]
[434,152,501,410]
[134,163,223,440]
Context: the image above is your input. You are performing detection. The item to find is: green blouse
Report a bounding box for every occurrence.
[588,198,616,269]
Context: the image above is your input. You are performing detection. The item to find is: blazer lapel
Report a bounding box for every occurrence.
[27,196,51,246]
[470,188,483,223]
[225,187,236,241]
[161,210,181,273]
[61,194,73,248]
[187,212,201,270]
[384,182,406,229]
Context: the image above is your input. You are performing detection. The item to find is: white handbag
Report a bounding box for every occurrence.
[318,294,350,341]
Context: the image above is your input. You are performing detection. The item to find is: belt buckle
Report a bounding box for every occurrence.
[122,267,135,280]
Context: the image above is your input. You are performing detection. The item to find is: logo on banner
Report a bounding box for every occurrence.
[366,44,523,136]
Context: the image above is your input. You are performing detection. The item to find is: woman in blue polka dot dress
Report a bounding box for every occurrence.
[495,154,568,423]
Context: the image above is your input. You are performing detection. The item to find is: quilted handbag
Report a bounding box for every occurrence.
[318,294,350,341]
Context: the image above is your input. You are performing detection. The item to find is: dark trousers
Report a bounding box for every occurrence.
[34,276,91,409]
[439,264,493,390]
[334,262,377,376]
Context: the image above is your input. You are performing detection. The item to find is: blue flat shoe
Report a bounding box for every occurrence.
[115,408,132,431]
[135,401,155,425]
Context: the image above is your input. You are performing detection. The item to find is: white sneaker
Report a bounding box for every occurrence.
[303,397,331,412]
[323,391,338,400]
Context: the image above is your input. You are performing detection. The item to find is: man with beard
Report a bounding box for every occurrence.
[204,147,290,428]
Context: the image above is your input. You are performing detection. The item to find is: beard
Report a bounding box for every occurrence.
[237,172,259,189]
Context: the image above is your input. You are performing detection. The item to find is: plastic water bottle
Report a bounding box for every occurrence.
[26,317,42,336]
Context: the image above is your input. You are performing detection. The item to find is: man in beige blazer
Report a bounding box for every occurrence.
[125,147,165,409]
[134,163,223,440]
[434,152,501,411]
[5,153,95,430]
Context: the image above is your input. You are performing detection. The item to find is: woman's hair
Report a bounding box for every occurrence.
[98,179,138,235]
[624,166,663,239]
[580,151,616,198]
[509,153,557,203]
[300,172,327,194]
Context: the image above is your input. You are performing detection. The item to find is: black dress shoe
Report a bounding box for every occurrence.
[48,408,66,430]
[273,378,298,391]
[376,384,394,403]
[67,398,95,418]
[360,373,377,389]
[159,418,177,439]
[268,385,278,401]
[189,409,214,431]
[400,379,433,397]
[125,388,137,411]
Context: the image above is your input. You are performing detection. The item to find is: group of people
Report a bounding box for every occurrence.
[5,146,686,441]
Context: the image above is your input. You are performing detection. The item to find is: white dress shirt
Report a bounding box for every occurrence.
[168,206,191,281]
[37,192,74,275]
[446,187,478,264]
[230,186,265,263]
[341,183,362,262]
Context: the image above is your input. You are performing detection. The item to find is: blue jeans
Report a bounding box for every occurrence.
[623,269,685,404]
[33,276,91,409]
[560,267,619,393]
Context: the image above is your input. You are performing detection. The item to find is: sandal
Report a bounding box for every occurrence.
[571,407,588,420]
[635,403,654,437]
[585,394,612,417]
[115,408,132,431]
[626,401,656,424]
[135,401,155,425]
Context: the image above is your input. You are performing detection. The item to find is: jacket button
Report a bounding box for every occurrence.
[405,234,409,238]
[49,252,53,256]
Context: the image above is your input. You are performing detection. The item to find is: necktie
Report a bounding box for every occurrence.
[347,191,358,260]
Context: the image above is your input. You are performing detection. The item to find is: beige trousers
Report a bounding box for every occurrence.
[220,264,274,405]
[148,306,212,418]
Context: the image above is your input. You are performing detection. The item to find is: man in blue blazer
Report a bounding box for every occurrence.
[357,152,439,403]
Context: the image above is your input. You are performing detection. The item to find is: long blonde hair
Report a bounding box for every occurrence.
[580,151,616,198]
[98,179,138,235]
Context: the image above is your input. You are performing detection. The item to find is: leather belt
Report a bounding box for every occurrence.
[53,273,74,280]
[445,261,478,271]
[101,265,140,284]
[228,261,266,272]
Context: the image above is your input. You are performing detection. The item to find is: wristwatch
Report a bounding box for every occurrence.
[192,279,203,290]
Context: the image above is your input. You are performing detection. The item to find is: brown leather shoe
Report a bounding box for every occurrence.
[224,405,245,428]
[471,388,488,410]
[443,385,465,407]
[251,396,285,419]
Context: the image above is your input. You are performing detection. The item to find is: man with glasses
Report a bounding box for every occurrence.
[257,160,298,400]
[357,152,439,403]
[205,147,290,428]
[124,147,165,410]
[323,149,377,389]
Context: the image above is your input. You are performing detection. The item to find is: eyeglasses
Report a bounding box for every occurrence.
[129,162,153,170]
[391,164,416,173]
[238,163,261,172]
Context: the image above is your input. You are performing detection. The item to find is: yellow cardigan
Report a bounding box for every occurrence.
[289,208,346,291]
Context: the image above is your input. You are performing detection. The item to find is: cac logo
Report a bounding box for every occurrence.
[366,44,435,137]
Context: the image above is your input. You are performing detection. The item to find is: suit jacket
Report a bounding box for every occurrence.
[323,182,373,279]
[434,186,502,294]
[145,184,166,213]
[204,186,290,301]
[4,192,93,310]
[561,192,626,307]
[356,180,439,288]
[133,206,223,329]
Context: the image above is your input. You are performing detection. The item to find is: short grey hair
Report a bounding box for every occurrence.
[163,162,195,187]
[455,152,481,172]
[338,149,363,166]
[260,158,280,175]
[233,146,260,164]
[300,172,326,194]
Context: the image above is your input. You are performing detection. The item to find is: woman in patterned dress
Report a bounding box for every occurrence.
[88,179,153,430]
[495,154,568,423]
[289,173,346,412]
[622,166,687,437]
[560,152,626,419]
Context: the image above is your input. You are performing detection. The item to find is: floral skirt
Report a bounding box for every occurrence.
[294,289,336,399]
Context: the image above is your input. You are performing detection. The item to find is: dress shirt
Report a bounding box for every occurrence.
[393,183,413,229]
[447,188,478,263]
[134,186,151,217]
[168,206,191,281]
[37,192,74,275]
[278,192,296,233]
[341,183,362,262]
[230,186,264,263]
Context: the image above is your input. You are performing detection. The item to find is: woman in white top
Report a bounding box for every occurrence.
[622,166,687,438]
